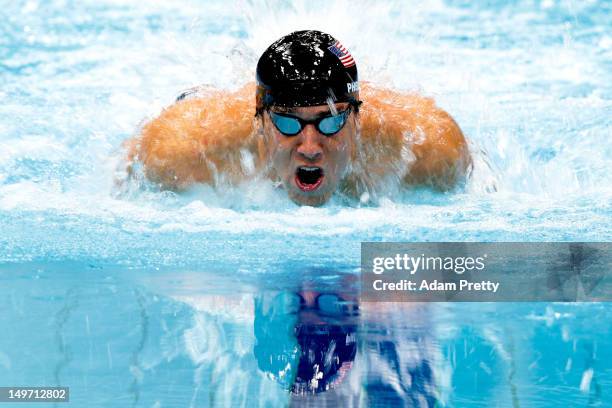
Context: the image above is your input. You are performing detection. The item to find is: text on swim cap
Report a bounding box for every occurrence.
[347,81,359,93]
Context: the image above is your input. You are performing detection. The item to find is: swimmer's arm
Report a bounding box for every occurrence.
[360,85,472,189]
[402,106,472,189]
[123,83,259,190]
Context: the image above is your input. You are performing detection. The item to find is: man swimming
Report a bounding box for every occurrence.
[124,30,471,206]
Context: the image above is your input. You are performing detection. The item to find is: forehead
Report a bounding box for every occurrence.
[271,103,350,115]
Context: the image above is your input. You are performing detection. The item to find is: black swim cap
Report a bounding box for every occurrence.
[256,30,360,114]
[291,323,357,394]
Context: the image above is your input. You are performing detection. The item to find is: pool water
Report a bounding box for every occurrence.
[1,0,611,406]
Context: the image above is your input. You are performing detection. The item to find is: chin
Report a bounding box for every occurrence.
[288,188,333,207]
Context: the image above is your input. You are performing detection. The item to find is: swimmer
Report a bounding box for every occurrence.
[124,30,472,206]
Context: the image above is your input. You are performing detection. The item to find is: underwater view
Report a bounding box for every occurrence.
[1,0,611,406]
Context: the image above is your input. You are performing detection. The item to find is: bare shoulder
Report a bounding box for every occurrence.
[124,83,258,189]
[359,82,471,189]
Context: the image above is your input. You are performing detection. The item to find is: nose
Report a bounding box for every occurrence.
[296,125,323,162]
[300,291,318,307]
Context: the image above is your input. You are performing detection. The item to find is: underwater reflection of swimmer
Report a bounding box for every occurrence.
[254,289,444,406]
[253,290,359,396]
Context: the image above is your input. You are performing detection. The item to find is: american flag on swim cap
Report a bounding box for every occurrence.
[327,40,356,68]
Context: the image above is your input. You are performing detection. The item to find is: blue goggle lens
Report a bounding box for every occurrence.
[318,113,348,135]
[269,109,350,136]
[270,114,302,135]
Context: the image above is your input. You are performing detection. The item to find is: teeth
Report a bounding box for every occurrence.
[300,167,320,172]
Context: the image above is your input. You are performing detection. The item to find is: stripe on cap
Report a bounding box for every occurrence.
[328,41,356,68]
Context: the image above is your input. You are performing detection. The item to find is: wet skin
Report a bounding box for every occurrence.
[262,103,357,206]
[124,82,472,206]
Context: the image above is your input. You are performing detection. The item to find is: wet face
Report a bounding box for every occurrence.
[262,103,358,206]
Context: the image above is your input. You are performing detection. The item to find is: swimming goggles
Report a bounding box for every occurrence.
[269,106,353,136]
[273,292,359,317]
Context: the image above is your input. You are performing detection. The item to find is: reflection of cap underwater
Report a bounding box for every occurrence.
[253,291,358,394]
[292,323,357,394]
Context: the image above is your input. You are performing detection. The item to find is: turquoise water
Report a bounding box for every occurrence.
[1,0,611,406]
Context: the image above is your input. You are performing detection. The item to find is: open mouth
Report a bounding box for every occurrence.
[295,166,324,192]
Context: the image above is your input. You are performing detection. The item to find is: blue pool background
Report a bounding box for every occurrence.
[0,0,611,406]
